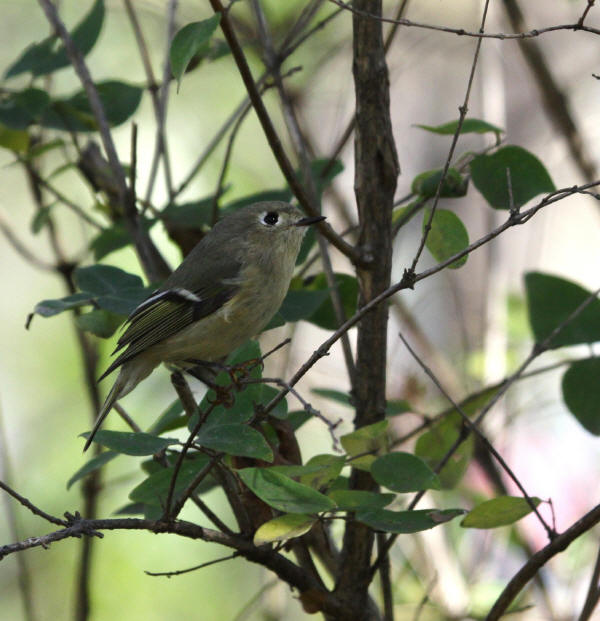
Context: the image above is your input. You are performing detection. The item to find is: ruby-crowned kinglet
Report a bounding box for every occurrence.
[84,201,324,451]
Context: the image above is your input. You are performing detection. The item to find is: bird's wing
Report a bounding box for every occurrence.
[99,270,241,380]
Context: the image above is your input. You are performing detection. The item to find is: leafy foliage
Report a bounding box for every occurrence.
[461,496,542,529]
[470,146,555,209]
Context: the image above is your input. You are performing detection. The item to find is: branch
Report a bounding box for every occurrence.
[0,480,67,528]
[37,0,171,283]
[486,503,600,620]
[396,331,553,537]
[408,0,490,274]
[501,0,597,181]
[579,542,600,620]
[0,516,349,618]
[264,181,597,416]
[328,1,600,40]
[334,0,398,613]
[208,0,363,266]
[249,0,357,387]
[372,285,600,574]
[122,0,175,202]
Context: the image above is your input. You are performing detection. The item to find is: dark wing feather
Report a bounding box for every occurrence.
[99,253,242,380]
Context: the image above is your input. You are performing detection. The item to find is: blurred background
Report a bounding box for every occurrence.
[1,1,599,619]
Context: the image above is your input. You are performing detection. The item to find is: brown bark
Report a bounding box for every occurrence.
[334,1,399,618]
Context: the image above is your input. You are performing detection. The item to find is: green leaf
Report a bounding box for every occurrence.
[148,400,186,435]
[316,390,412,417]
[238,468,336,514]
[309,158,344,197]
[415,413,474,488]
[81,430,178,456]
[305,273,359,331]
[33,292,93,318]
[113,502,146,516]
[298,454,345,490]
[162,197,214,230]
[525,272,600,348]
[5,0,104,78]
[312,388,352,408]
[371,452,440,493]
[41,81,143,132]
[278,288,330,322]
[98,287,153,316]
[288,410,313,431]
[423,208,469,269]
[386,400,412,416]
[470,146,555,209]
[67,451,117,489]
[261,385,288,420]
[253,513,316,545]
[0,124,29,152]
[89,218,155,261]
[170,16,221,89]
[340,420,389,470]
[357,508,465,533]
[224,190,293,212]
[0,88,51,130]
[75,264,144,295]
[411,168,468,199]
[461,496,541,528]
[561,358,600,435]
[328,490,395,511]
[129,455,212,507]
[194,354,264,430]
[197,424,273,461]
[416,118,503,137]
[30,205,54,234]
[75,309,123,337]
[23,138,65,161]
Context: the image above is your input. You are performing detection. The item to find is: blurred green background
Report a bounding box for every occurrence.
[1,1,600,620]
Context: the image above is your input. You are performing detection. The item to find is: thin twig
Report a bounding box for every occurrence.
[0,210,54,270]
[372,285,600,575]
[18,160,104,230]
[208,0,363,265]
[263,181,598,417]
[327,1,600,40]
[578,541,600,620]
[0,408,37,621]
[250,0,357,387]
[396,331,553,536]
[145,552,239,577]
[244,376,342,449]
[0,480,67,527]
[486,504,600,620]
[408,0,491,274]
[37,0,170,282]
[141,0,177,203]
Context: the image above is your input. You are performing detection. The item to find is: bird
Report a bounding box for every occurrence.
[84,201,325,451]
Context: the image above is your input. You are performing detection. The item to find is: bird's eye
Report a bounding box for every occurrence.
[262,211,279,226]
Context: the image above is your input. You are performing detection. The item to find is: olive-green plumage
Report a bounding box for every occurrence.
[84,201,323,451]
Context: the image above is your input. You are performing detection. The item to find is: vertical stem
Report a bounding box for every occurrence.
[334,0,399,617]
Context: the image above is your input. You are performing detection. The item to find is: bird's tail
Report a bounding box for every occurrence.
[84,360,154,452]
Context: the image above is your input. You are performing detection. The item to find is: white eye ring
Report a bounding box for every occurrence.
[261,211,279,226]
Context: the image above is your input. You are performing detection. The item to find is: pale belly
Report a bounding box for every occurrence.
[143,276,288,365]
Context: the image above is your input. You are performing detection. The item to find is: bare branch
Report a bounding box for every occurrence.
[0,480,67,528]
[486,503,600,620]
[327,1,600,40]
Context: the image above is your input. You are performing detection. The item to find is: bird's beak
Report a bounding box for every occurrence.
[295,215,326,227]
